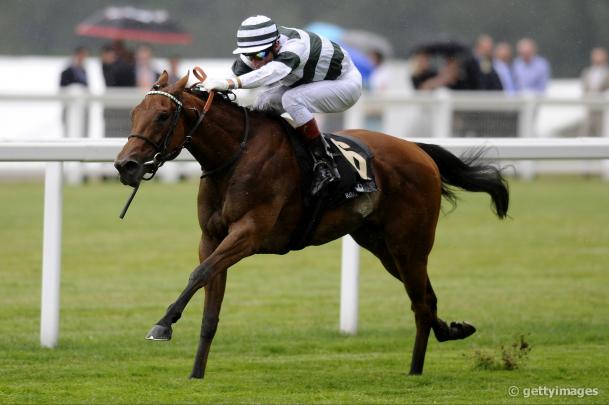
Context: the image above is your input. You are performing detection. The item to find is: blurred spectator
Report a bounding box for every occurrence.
[60,46,88,88]
[473,34,502,90]
[409,41,485,91]
[100,43,117,86]
[60,46,89,134]
[513,38,551,93]
[493,42,517,93]
[581,47,609,94]
[102,40,136,87]
[168,55,182,83]
[410,51,439,89]
[135,44,160,89]
[101,40,137,138]
[580,47,609,135]
[368,50,392,91]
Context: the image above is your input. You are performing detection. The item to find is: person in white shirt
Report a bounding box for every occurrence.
[581,47,609,135]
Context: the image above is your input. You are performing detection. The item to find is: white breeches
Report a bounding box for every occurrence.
[253,66,362,127]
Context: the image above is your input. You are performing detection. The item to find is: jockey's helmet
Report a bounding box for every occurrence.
[233,15,279,55]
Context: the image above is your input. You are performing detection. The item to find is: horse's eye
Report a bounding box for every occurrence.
[156,112,170,122]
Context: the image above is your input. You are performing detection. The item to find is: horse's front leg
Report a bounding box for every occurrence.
[145,218,259,341]
[190,270,227,379]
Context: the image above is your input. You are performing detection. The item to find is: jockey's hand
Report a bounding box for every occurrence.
[201,77,231,91]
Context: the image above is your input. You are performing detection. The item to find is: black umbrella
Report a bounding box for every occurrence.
[410,41,470,57]
[76,6,192,44]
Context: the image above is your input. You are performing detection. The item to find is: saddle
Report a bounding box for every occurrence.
[277,118,378,250]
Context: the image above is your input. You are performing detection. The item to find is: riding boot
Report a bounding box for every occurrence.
[296,118,340,195]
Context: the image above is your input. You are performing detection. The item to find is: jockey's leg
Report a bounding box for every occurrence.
[296,118,340,195]
[253,85,288,115]
[281,70,362,195]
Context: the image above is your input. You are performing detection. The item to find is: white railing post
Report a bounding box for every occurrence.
[340,99,365,335]
[65,87,86,184]
[40,162,63,348]
[432,89,453,138]
[517,92,537,180]
[340,235,360,335]
[602,92,609,180]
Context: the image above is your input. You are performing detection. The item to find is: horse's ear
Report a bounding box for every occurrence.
[173,73,189,93]
[154,71,170,88]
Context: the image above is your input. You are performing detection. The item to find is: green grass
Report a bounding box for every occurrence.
[0,176,608,404]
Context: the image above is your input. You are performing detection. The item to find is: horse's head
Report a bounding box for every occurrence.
[114,71,190,187]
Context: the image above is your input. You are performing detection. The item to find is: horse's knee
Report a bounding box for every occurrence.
[188,263,213,288]
[201,316,219,339]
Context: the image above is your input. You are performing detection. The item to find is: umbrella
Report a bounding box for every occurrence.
[409,41,470,57]
[76,6,192,44]
[341,30,394,58]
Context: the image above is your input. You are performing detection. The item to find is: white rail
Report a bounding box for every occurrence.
[3,87,609,182]
[3,138,609,345]
[3,137,609,161]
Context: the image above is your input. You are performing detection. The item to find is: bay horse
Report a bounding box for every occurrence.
[114,71,509,379]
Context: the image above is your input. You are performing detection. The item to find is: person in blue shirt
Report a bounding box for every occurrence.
[493,42,516,94]
[513,38,551,93]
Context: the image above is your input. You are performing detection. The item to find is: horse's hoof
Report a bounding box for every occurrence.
[189,372,203,380]
[450,321,476,340]
[145,324,172,341]
[434,321,476,342]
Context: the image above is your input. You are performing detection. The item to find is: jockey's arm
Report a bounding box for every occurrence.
[203,46,302,91]
[235,61,292,89]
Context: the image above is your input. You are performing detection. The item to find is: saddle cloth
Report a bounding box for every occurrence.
[322,133,378,206]
[278,119,378,250]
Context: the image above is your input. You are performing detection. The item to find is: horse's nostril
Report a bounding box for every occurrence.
[123,160,140,174]
[115,159,141,175]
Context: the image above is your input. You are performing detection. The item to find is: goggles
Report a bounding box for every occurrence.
[245,48,272,61]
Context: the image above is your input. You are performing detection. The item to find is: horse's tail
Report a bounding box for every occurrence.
[416,142,509,218]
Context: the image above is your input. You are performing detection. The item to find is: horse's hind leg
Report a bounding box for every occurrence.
[351,227,433,374]
[190,271,227,379]
[350,227,402,281]
[392,254,435,375]
[426,277,476,342]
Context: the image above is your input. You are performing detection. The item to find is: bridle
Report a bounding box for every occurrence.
[128,89,206,181]
[119,67,250,219]
[128,87,250,180]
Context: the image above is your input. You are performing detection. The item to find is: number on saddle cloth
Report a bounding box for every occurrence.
[323,133,377,206]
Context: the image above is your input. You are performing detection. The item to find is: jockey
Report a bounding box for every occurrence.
[200,15,363,195]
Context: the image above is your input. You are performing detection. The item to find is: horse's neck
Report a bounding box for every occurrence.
[187,98,246,173]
